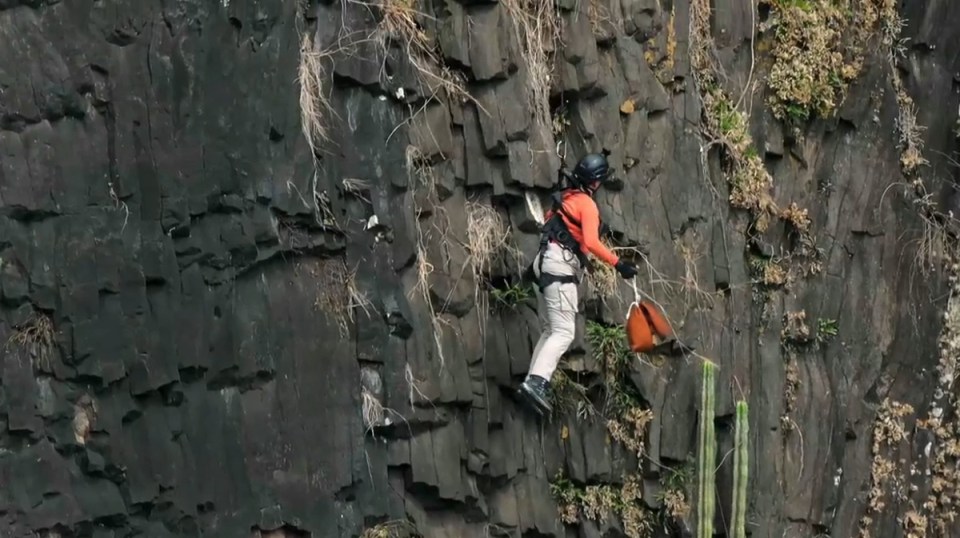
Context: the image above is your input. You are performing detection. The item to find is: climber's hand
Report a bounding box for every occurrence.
[615,259,637,279]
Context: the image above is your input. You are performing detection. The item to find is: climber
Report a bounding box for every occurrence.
[518,152,638,415]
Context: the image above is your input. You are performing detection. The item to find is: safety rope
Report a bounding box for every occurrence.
[625,276,640,322]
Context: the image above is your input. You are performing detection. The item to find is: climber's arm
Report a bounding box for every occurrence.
[578,202,620,267]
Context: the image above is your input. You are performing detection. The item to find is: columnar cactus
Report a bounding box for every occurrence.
[731,400,749,538]
[697,361,716,538]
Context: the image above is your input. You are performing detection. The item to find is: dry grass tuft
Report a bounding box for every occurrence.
[749,256,788,287]
[913,211,953,275]
[587,0,613,39]
[674,233,719,310]
[361,388,386,432]
[298,33,337,159]
[7,311,55,371]
[405,145,440,202]
[894,97,929,176]
[585,253,619,302]
[501,0,562,129]
[403,145,455,370]
[360,519,417,538]
[342,177,372,203]
[361,387,407,438]
[465,200,516,279]
[362,0,474,106]
[311,258,373,339]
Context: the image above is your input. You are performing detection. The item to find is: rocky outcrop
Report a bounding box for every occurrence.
[1,0,960,537]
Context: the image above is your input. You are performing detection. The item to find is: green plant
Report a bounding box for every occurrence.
[662,462,695,492]
[656,462,694,520]
[585,320,644,416]
[586,321,630,380]
[730,400,749,538]
[696,361,717,538]
[490,282,534,309]
[817,318,838,342]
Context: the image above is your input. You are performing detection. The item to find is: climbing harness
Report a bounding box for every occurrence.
[534,174,595,292]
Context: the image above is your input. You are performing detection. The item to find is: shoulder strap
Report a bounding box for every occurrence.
[552,190,582,227]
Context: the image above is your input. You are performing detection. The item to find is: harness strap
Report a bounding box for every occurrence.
[537,272,580,292]
[533,189,600,292]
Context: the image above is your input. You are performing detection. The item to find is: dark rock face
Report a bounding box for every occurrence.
[1,0,960,537]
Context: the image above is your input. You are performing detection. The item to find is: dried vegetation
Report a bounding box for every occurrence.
[502,0,561,129]
[550,473,653,537]
[915,264,960,534]
[763,0,900,126]
[547,320,692,533]
[691,0,817,243]
[360,519,417,538]
[859,398,915,537]
[6,311,55,371]
[310,258,373,339]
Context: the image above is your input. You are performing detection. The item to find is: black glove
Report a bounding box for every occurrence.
[615,259,637,279]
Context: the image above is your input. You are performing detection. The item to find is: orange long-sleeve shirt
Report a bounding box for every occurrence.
[544,191,620,267]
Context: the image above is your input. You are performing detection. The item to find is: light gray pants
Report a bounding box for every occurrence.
[528,243,582,382]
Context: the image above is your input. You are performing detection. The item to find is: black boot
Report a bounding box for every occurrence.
[521,375,553,414]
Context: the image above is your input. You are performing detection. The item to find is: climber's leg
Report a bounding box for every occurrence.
[521,281,577,413]
[528,284,551,368]
[520,243,580,414]
[527,282,577,380]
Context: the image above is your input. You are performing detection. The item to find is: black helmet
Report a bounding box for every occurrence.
[571,153,612,187]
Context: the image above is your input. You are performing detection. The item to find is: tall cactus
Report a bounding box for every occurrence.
[731,400,749,538]
[696,361,716,538]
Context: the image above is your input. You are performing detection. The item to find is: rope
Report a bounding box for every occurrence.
[625,276,641,322]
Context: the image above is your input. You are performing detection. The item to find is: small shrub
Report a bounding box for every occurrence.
[816,318,838,342]
[749,256,788,287]
[549,471,653,537]
[490,282,534,310]
[766,0,854,124]
[764,0,894,127]
[656,463,694,520]
[586,320,630,384]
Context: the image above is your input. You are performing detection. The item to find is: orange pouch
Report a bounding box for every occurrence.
[626,301,674,353]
